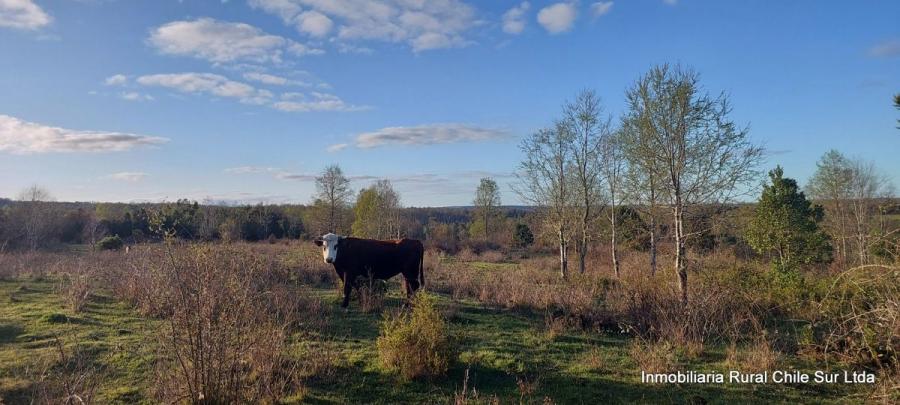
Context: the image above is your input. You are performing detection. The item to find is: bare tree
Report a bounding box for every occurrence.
[805,150,854,268]
[472,177,502,240]
[599,132,626,277]
[620,116,664,276]
[847,159,893,265]
[314,165,352,234]
[516,124,575,279]
[624,64,763,304]
[15,185,56,250]
[563,90,608,274]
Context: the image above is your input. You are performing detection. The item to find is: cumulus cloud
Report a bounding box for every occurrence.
[0,0,51,30]
[501,2,530,35]
[272,92,368,112]
[590,2,613,18]
[869,38,900,58]
[105,172,149,182]
[147,18,322,64]
[537,2,577,34]
[136,73,273,104]
[104,74,128,86]
[0,114,168,154]
[351,124,509,149]
[296,10,333,37]
[249,0,477,52]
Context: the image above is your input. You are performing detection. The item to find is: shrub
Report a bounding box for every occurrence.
[377,293,453,380]
[96,235,124,251]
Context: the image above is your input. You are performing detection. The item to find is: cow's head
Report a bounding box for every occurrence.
[314,233,341,264]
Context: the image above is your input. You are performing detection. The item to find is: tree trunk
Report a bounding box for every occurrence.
[558,228,569,280]
[649,214,657,276]
[611,206,620,278]
[674,199,688,305]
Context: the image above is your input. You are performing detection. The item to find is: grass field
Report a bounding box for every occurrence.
[0,244,883,404]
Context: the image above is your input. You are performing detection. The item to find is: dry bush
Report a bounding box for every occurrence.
[726,336,780,373]
[146,243,300,403]
[423,249,443,273]
[28,336,104,405]
[59,271,92,313]
[813,265,899,371]
[377,293,453,380]
[356,274,387,314]
[628,338,677,373]
[457,248,478,262]
[477,250,505,263]
[453,367,500,405]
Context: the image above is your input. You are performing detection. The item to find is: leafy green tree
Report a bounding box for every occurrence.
[746,166,832,270]
[512,223,534,249]
[352,188,382,239]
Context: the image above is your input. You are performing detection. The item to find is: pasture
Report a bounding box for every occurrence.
[0,242,892,404]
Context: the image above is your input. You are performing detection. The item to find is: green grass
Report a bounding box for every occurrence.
[0,276,873,404]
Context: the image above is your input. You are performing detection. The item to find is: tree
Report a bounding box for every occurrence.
[621,108,666,275]
[516,124,575,279]
[894,93,899,129]
[563,90,608,275]
[746,166,831,270]
[512,223,534,249]
[599,131,626,277]
[314,165,352,234]
[624,64,763,304]
[13,185,56,250]
[351,180,403,239]
[805,150,853,267]
[470,178,502,240]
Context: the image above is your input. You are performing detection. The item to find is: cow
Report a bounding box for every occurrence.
[314,233,425,309]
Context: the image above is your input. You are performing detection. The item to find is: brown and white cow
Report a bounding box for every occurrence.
[314,233,425,309]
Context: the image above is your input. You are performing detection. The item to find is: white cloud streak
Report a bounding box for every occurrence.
[0,0,51,30]
[869,38,900,58]
[272,92,368,112]
[0,114,168,154]
[590,2,613,18]
[352,124,509,149]
[501,2,530,35]
[104,74,128,86]
[105,172,149,182]
[136,72,273,103]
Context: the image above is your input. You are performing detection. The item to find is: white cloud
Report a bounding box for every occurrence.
[224,166,278,174]
[502,2,529,35]
[296,10,333,37]
[537,2,577,34]
[352,124,509,149]
[104,74,128,86]
[326,143,348,152]
[249,0,477,52]
[136,73,273,103]
[242,71,310,86]
[105,172,149,182]
[869,39,900,58]
[590,2,613,18]
[0,0,51,30]
[120,92,154,101]
[147,18,321,64]
[0,114,168,154]
[272,92,368,112]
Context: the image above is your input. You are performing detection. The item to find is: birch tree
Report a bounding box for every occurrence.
[624,64,763,304]
[562,90,607,274]
[516,124,575,279]
[599,131,627,277]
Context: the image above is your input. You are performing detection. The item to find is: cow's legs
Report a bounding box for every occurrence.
[341,272,352,308]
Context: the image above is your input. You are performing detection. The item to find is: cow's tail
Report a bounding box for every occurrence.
[418,248,425,291]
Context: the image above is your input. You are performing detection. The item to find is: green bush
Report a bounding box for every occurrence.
[96,235,124,251]
[377,293,453,380]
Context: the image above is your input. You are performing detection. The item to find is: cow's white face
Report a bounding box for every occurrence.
[314,233,341,264]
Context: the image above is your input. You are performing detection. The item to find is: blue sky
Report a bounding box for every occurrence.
[0,0,898,206]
